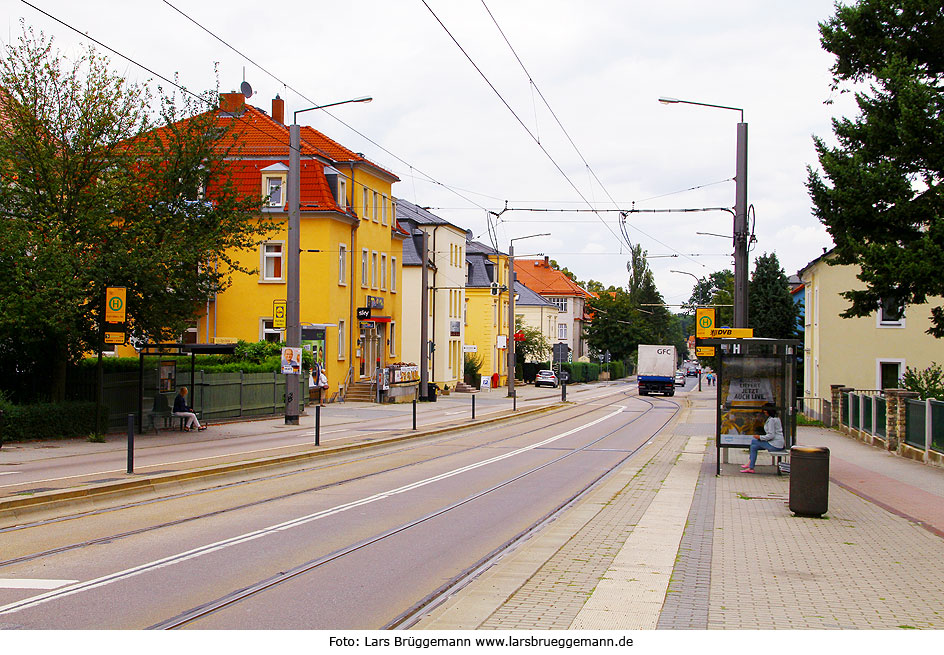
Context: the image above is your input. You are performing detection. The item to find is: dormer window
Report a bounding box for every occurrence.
[325,166,347,209]
[260,163,289,210]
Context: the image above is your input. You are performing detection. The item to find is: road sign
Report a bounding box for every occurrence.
[696,346,716,357]
[708,328,754,338]
[273,300,287,328]
[104,331,125,345]
[105,287,126,324]
[696,307,714,338]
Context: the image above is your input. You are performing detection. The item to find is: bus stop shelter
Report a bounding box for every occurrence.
[698,337,801,475]
[136,343,236,431]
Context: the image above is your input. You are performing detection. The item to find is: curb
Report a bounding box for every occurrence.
[0,401,569,522]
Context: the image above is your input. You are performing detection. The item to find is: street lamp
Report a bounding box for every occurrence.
[285,95,372,425]
[659,96,749,328]
[507,233,550,398]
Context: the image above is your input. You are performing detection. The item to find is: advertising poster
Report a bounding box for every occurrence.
[159,361,177,393]
[281,347,302,375]
[301,327,326,373]
[720,356,781,446]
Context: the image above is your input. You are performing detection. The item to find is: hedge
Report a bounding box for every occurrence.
[0,400,107,443]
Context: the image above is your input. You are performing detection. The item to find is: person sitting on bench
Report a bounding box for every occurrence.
[173,386,206,432]
[741,404,783,473]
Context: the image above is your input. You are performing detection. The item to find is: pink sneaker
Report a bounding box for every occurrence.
[740,468,755,474]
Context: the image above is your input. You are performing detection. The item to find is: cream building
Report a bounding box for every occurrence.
[396,199,467,389]
[800,249,942,402]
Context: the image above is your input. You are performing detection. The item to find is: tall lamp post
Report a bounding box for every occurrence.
[507,233,550,398]
[659,97,748,328]
[286,96,372,425]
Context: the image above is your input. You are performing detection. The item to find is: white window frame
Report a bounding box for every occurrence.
[876,358,906,390]
[372,251,379,288]
[261,318,282,343]
[381,195,388,225]
[389,321,396,357]
[338,244,347,285]
[380,253,387,290]
[558,322,568,340]
[337,177,347,209]
[391,256,397,292]
[373,191,379,223]
[338,320,346,359]
[877,298,906,328]
[363,187,370,219]
[361,249,369,287]
[549,297,568,312]
[261,241,285,282]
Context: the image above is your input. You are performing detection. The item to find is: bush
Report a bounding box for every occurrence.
[0,397,107,442]
[901,362,944,400]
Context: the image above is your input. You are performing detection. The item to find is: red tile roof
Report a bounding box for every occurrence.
[514,259,593,298]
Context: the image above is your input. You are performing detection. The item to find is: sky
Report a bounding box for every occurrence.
[2,0,858,307]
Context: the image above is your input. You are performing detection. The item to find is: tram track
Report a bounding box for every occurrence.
[144,394,680,629]
[0,385,661,570]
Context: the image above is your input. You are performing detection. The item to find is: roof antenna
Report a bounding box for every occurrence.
[240,67,253,98]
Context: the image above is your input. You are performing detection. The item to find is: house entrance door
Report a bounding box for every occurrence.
[359,324,380,379]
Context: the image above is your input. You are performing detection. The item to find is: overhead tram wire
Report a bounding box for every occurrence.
[160,0,496,213]
[478,0,623,216]
[419,0,627,248]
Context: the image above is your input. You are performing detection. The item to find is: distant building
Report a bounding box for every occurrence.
[465,238,512,386]
[513,257,594,361]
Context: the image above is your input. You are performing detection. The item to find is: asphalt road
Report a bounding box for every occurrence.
[0,379,686,629]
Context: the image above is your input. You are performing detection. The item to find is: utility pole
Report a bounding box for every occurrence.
[507,241,515,398]
[734,122,749,328]
[420,230,429,400]
[285,123,301,424]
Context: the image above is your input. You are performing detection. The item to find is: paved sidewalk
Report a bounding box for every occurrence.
[415,386,944,630]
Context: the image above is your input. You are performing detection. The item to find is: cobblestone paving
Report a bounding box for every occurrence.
[478,429,692,630]
[657,445,716,629]
[710,456,944,629]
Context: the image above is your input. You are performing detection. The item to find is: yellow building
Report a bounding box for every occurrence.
[132,93,403,400]
[800,249,942,402]
[464,239,511,388]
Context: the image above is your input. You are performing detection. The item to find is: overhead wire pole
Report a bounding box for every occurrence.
[659,97,749,327]
[507,233,550,399]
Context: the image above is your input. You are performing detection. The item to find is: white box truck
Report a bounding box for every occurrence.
[637,345,677,396]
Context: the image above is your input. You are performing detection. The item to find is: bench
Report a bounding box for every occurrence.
[147,394,202,433]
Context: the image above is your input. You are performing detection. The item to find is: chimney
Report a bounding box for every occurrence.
[219,92,246,115]
[272,94,285,125]
[543,255,549,267]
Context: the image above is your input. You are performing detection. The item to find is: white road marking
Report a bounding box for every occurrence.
[0,472,19,477]
[0,406,626,615]
[444,411,466,415]
[0,579,78,590]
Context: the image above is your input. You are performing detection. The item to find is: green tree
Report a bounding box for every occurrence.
[585,288,643,362]
[807,0,944,337]
[514,315,550,365]
[748,252,801,339]
[0,28,273,401]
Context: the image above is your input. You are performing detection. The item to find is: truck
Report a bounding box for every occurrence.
[637,345,677,396]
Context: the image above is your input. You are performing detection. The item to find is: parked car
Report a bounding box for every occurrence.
[535,370,559,388]
[686,368,698,377]
[675,372,686,386]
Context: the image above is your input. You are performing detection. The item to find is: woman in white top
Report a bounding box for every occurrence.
[741,405,785,473]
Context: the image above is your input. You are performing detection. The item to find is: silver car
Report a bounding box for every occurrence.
[535,370,559,388]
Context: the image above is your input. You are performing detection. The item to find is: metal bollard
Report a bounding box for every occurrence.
[412,398,417,430]
[126,413,135,475]
[315,405,321,446]
[513,393,516,412]
[562,382,567,402]
[472,394,476,419]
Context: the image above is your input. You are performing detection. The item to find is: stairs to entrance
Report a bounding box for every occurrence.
[454,381,477,393]
[344,380,376,402]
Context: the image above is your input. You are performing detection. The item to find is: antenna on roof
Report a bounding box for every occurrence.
[240,68,253,98]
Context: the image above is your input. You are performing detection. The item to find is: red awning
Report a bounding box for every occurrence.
[368,316,392,323]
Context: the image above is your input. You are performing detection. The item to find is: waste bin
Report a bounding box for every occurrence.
[428,384,438,402]
[789,446,829,517]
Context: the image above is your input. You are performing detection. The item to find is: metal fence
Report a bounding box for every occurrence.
[932,400,944,454]
[904,399,926,449]
[69,367,307,432]
[799,397,831,425]
[836,390,943,457]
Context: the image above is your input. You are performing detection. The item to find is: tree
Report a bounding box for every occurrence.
[748,252,801,339]
[514,315,550,365]
[807,0,944,337]
[0,28,273,401]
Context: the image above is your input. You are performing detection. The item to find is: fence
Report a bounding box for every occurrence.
[836,389,942,462]
[799,396,831,425]
[68,367,307,432]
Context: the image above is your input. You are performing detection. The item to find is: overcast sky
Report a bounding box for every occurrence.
[3,0,857,306]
